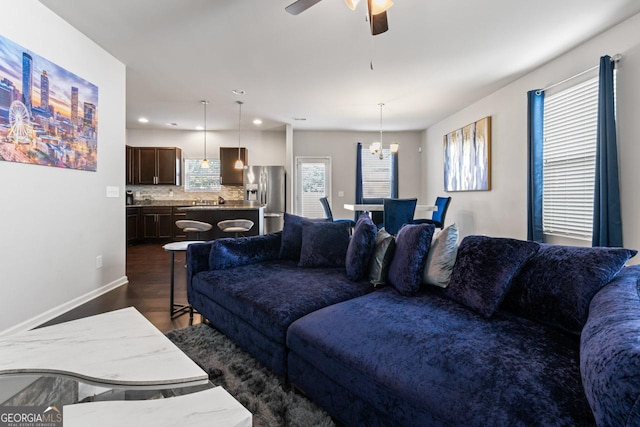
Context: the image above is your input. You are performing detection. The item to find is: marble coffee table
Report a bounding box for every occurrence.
[0,307,252,426]
[0,307,207,388]
[64,386,251,427]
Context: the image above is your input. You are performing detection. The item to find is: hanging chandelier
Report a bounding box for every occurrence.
[370,103,398,159]
[200,100,210,169]
[234,101,244,170]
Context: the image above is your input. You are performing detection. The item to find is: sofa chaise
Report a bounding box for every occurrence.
[187,212,640,426]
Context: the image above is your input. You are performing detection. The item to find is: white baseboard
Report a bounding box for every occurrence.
[0,276,129,337]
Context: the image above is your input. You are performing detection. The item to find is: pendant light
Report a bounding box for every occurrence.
[234,101,244,170]
[370,103,398,159]
[201,100,210,169]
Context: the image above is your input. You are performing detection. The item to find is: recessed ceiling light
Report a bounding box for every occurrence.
[232,89,245,95]
[293,117,307,121]
[253,119,263,125]
[165,122,179,126]
[138,117,149,123]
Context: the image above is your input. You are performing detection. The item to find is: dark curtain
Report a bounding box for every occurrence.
[592,55,623,247]
[355,142,364,204]
[527,89,545,242]
[355,142,364,220]
[390,151,399,198]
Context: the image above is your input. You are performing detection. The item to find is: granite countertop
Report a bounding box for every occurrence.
[177,205,264,211]
[127,200,263,210]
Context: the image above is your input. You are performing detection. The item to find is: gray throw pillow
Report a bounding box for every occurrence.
[423,223,459,288]
[368,229,396,286]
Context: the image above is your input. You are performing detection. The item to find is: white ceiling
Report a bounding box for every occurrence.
[39,0,640,132]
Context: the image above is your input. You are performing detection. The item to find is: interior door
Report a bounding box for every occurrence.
[295,157,331,218]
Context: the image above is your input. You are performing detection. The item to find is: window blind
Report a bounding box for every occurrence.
[542,77,599,239]
[299,162,326,218]
[184,158,221,192]
[361,148,392,198]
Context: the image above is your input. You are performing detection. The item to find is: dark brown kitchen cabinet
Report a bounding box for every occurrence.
[126,207,140,244]
[220,147,247,185]
[172,207,187,240]
[141,207,173,239]
[133,147,182,185]
[126,145,135,185]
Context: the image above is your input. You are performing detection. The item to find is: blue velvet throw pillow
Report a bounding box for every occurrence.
[444,236,540,318]
[345,213,378,280]
[298,221,351,268]
[503,244,637,335]
[279,213,326,260]
[388,223,435,295]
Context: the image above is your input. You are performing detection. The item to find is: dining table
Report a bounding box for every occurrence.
[343,204,437,212]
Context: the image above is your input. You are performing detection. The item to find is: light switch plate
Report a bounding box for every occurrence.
[338,191,344,197]
[106,186,120,198]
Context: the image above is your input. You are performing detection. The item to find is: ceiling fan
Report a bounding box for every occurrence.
[285,0,393,35]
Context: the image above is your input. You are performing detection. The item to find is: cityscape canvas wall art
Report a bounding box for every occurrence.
[0,33,98,171]
[443,116,491,191]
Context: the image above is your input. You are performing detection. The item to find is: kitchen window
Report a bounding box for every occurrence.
[184,158,221,192]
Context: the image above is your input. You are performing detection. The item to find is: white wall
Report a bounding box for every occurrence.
[292,130,424,220]
[126,128,423,221]
[0,0,127,334]
[422,12,640,262]
[127,128,286,167]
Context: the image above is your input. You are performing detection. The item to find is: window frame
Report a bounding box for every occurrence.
[541,72,616,241]
[294,156,331,218]
[183,158,221,192]
[360,147,393,200]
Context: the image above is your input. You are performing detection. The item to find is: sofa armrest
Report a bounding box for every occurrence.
[208,232,282,270]
[581,265,640,427]
[186,241,213,276]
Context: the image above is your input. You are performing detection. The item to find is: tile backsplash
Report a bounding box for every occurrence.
[126,185,244,203]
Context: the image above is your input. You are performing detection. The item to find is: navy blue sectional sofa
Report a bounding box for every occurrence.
[187,213,640,426]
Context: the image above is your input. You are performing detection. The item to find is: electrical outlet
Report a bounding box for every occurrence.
[96,255,103,269]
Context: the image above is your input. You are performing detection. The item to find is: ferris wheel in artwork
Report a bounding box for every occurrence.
[7,100,33,143]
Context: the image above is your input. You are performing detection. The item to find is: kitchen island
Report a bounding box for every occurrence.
[177,204,264,240]
[126,201,264,243]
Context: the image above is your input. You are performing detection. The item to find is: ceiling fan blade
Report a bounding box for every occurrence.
[371,11,389,35]
[285,0,323,15]
[367,0,389,35]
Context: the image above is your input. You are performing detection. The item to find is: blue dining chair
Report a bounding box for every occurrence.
[319,197,356,227]
[383,198,417,235]
[413,196,451,229]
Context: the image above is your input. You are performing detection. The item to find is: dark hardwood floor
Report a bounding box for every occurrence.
[39,242,203,333]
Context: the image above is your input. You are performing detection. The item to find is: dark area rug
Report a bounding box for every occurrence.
[166,323,336,427]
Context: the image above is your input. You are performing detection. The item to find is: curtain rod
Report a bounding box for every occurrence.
[536,53,622,95]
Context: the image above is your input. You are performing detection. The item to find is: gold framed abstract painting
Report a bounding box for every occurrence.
[443,116,491,191]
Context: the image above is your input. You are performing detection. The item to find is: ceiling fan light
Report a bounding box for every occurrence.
[370,0,393,15]
[345,0,360,10]
[234,159,244,170]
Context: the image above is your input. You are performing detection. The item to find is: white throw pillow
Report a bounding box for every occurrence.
[422,223,459,288]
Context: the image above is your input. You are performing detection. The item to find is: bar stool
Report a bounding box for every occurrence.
[175,220,212,240]
[217,219,254,238]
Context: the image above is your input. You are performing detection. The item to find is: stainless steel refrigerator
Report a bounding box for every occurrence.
[244,166,286,234]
